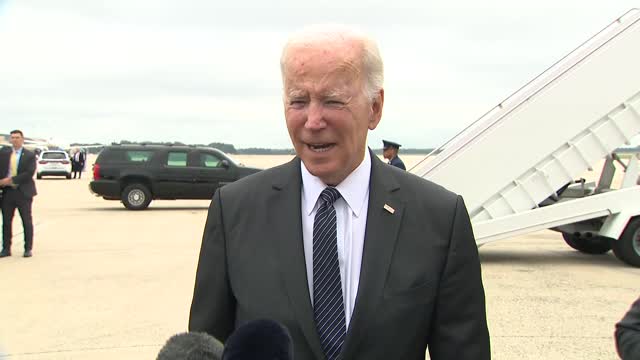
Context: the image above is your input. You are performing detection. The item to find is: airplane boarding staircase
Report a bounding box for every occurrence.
[411,9,640,267]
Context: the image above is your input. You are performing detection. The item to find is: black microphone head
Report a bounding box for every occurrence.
[222,319,293,360]
[157,332,224,360]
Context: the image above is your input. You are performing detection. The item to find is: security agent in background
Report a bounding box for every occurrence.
[382,139,406,170]
[0,130,37,258]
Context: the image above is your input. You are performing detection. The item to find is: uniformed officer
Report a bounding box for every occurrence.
[382,139,406,170]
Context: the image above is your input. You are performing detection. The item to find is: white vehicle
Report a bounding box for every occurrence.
[37,150,72,179]
[412,9,640,267]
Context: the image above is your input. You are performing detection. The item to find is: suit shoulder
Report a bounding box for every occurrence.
[22,149,36,158]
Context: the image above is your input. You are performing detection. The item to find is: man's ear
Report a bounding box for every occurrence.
[368,89,384,130]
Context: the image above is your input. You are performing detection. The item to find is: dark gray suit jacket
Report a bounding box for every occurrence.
[190,152,490,359]
[11,148,37,198]
[0,147,9,201]
[616,296,640,359]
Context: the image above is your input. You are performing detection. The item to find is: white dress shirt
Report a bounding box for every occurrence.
[300,150,371,330]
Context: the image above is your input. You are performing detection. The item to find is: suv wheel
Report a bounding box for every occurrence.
[121,184,152,210]
[612,217,640,267]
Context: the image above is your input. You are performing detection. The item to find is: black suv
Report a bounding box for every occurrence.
[89,144,261,210]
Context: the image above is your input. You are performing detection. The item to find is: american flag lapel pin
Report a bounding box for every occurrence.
[383,204,395,214]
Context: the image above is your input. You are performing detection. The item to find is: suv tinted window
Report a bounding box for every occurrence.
[167,152,188,167]
[126,151,154,163]
[200,153,222,168]
[97,149,123,162]
[98,149,154,163]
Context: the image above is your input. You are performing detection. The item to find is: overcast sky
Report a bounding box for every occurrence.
[0,1,637,148]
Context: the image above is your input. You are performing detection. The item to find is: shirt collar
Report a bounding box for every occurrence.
[13,147,23,154]
[301,150,371,218]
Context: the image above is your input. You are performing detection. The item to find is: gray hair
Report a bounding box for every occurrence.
[280,25,384,101]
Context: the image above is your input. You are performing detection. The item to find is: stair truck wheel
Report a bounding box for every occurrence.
[562,233,612,254]
[612,217,640,267]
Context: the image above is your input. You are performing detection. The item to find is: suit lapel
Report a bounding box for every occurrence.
[341,152,404,359]
[17,150,24,172]
[270,158,326,360]
[17,149,30,172]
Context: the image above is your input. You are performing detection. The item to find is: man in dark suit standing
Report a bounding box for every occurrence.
[189,27,490,359]
[382,139,406,170]
[72,148,85,179]
[1,130,38,258]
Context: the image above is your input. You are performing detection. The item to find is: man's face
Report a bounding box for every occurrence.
[283,42,383,185]
[382,147,394,160]
[10,133,24,149]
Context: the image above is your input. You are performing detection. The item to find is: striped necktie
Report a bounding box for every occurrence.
[313,187,346,360]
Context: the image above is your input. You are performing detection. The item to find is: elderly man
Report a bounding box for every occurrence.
[189,26,490,359]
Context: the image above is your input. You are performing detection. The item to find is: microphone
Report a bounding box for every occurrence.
[157,332,224,360]
[223,319,293,360]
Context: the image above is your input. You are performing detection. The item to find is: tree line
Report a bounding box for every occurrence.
[71,140,437,155]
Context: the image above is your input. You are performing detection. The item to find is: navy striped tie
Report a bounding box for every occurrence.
[313,187,345,360]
